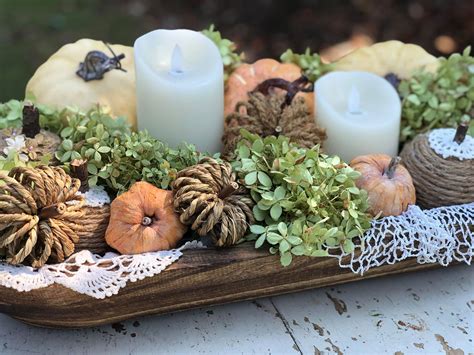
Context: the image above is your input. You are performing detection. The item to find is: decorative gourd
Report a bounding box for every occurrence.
[334,41,439,84]
[25,39,136,128]
[400,123,474,209]
[225,59,314,117]
[350,154,416,217]
[105,181,186,254]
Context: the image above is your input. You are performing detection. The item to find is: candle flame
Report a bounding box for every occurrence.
[170,44,184,74]
[347,85,362,115]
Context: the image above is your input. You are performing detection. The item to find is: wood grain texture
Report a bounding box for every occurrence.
[0,242,442,328]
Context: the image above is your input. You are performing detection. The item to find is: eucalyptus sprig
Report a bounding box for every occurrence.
[202,24,245,84]
[399,46,474,142]
[55,107,207,194]
[233,130,371,266]
[280,48,333,82]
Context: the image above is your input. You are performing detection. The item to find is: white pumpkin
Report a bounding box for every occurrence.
[26,39,136,128]
[334,40,440,80]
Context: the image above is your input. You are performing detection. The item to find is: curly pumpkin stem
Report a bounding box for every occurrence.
[22,102,41,138]
[453,120,469,144]
[253,75,313,109]
[142,216,153,226]
[39,203,67,219]
[76,42,126,82]
[383,156,401,179]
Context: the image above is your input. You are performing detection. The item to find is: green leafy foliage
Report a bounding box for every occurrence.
[0,99,65,133]
[399,46,474,142]
[280,48,333,82]
[233,130,371,266]
[202,24,245,83]
[55,107,207,194]
[0,146,51,173]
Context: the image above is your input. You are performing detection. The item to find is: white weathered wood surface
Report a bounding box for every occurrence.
[0,264,472,354]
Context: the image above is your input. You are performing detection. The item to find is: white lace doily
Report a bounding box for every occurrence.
[428,128,474,160]
[0,203,472,298]
[0,240,205,299]
[78,185,111,207]
[330,202,474,275]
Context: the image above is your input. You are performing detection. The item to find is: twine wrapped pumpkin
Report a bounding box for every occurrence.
[172,157,254,247]
[69,159,111,255]
[223,76,326,158]
[0,166,84,267]
[400,123,474,209]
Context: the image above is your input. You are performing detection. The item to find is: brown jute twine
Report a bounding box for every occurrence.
[222,91,326,158]
[0,166,84,267]
[172,157,254,247]
[400,133,474,209]
[70,159,110,255]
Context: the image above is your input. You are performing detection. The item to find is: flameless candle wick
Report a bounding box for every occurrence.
[170,44,184,75]
[347,85,363,115]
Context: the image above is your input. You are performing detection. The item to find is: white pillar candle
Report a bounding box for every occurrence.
[314,71,401,162]
[134,29,224,153]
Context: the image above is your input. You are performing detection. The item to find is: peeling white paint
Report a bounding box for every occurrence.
[0,265,472,354]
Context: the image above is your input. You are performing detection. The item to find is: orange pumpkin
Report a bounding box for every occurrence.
[105,181,187,254]
[350,154,416,217]
[224,58,314,117]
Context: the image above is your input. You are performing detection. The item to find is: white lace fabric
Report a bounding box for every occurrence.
[75,185,111,207]
[428,128,474,160]
[0,204,472,299]
[0,241,204,299]
[330,203,474,275]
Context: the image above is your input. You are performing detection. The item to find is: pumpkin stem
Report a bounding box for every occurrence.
[76,42,126,82]
[142,216,153,226]
[384,156,401,179]
[70,159,89,193]
[22,102,41,138]
[39,203,66,219]
[253,75,313,109]
[453,120,469,144]
[218,182,239,199]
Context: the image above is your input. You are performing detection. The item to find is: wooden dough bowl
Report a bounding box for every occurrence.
[0,242,444,329]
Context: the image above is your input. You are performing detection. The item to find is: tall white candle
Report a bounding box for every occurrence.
[134,29,224,153]
[314,71,401,162]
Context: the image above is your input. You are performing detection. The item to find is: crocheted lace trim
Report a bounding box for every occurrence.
[330,202,474,275]
[428,128,474,160]
[78,185,111,207]
[0,240,205,299]
[0,204,472,298]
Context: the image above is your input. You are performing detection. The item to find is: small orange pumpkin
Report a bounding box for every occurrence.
[105,181,187,254]
[224,58,314,117]
[350,154,416,217]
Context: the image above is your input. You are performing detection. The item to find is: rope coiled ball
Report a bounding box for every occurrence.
[172,157,254,247]
[0,166,85,267]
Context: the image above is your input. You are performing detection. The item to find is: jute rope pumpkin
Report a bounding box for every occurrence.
[222,76,326,158]
[0,166,84,267]
[400,124,474,209]
[172,157,254,247]
[70,159,111,255]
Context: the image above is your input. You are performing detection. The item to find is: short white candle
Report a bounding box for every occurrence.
[134,29,224,153]
[314,71,401,162]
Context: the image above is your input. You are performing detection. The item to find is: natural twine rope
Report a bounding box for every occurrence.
[172,157,254,247]
[74,205,111,255]
[400,133,474,209]
[0,166,84,267]
[69,159,111,255]
[222,92,326,158]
